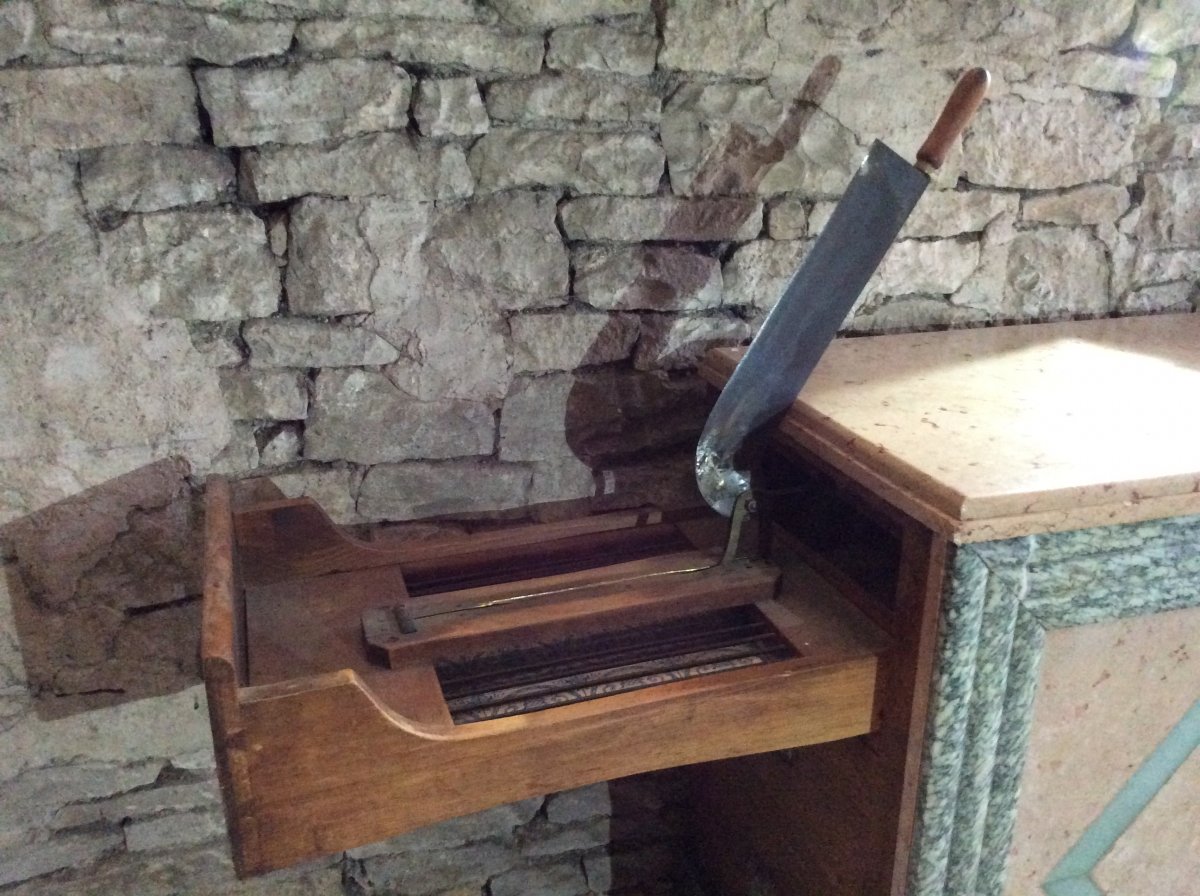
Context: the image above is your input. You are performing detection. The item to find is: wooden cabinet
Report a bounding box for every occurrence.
[694,313,1200,896]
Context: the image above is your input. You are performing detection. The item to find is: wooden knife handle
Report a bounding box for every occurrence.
[916,67,990,172]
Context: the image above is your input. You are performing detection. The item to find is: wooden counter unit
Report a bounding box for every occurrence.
[701,313,1200,542]
[693,313,1200,896]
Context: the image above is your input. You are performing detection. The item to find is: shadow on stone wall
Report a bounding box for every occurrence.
[562,56,842,516]
[1,458,204,720]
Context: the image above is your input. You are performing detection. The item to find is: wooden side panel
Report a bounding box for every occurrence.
[687,458,950,896]
[230,656,878,875]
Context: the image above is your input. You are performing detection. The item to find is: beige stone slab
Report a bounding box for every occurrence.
[704,314,1200,540]
[1003,606,1200,896]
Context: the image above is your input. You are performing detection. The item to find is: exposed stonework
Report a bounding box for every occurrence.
[286,197,375,316]
[196,60,412,147]
[559,196,762,242]
[358,461,533,521]
[547,20,658,76]
[963,93,1142,189]
[41,0,294,65]
[297,19,544,75]
[1004,228,1111,318]
[103,208,279,321]
[79,145,235,217]
[574,245,723,311]
[489,0,648,27]
[1060,49,1177,98]
[413,77,489,137]
[659,0,778,78]
[510,311,639,373]
[364,191,568,400]
[219,369,308,420]
[499,370,707,465]
[661,82,860,197]
[0,65,198,149]
[469,128,664,195]
[1022,185,1130,227]
[486,72,661,125]
[722,240,808,309]
[1135,168,1200,249]
[633,314,753,370]
[240,133,474,203]
[244,318,400,368]
[306,369,494,464]
[3,4,1199,894]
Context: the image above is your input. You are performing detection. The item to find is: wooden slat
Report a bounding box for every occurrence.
[230,653,878,874]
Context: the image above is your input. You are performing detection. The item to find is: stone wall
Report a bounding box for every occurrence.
[0,0,1197,893]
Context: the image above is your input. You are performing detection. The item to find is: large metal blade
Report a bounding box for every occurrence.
[696,140,929,515]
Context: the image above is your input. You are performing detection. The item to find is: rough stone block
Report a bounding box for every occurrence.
[1,761,162,845]
[0,148,87,245]
[901,190,1020,239]
[659,0,777,78]
[1118,282,1196,314]
[0,2,35,64]
[848,297,989,334]
[364,191,567,401]
[529,456,596,504]
[132,0,344,19]
[348,797,543,858]
[521,817,610,857]
[633,314,752,370]
[871,238,981,299]
[766,197,807,239]
[470,128,663,195]
[583,843,678,894]
[486,72,661,125]
[241,133,474,203]
[589,452,702,513]
[358,461,533,521]
[269,467,361,525]
[306,369,494,464]
[258,424,302,467]
[1022,185,1129,228]
[197,60,411,147]
[490,0,648,26]
[559,196,762,242]
[1136,122,1200,163]
[1131,1,1200,53]
[722,240,808,309]
[124,808,226,852]
[546,783,611,825]
[1003,228,1111,318]
[547,20,658,76]
[1061,49,1176,98]
[490,860,588,896]
[42,0,293,65]
[1135,169,1200,249]
[499,370,707,464]
[244,318,399,368]
[52,779,221,831]
[1132,249,1200,287]
[574,245,723,311]
[662,81,861,197]
[350,841,517,896]
[188,322,245,368]
[79,145,235,217]
[218,369,307,421]
[286,198,375,316]
[0,65,198,150]
[510,311,639,373]
[297,18,543,75]
[414,77,489,138]
[0,830,123,886]
[104,209,279,321]
[963,93,1141,190]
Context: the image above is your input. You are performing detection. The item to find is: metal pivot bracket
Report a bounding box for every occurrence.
[721,490,757,566]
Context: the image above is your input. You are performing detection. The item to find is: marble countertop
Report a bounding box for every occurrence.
[701,314,1200,542]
